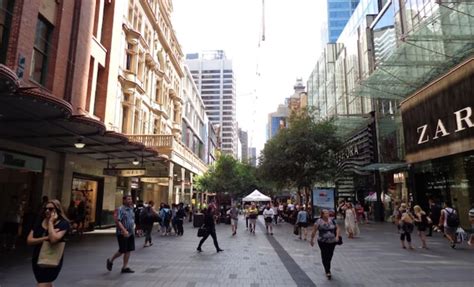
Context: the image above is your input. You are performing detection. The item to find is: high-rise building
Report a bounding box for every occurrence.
[249,147,257,167]
[327,0,360,42]
[239,129,249,163]
[186,51,238,157]
[267,105,289,140]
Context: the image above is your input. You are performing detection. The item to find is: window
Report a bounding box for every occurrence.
[122,106,129,133]
[30,17,53,85]
[0,0,13,64]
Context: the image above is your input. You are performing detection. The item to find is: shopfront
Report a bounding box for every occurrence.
[401,58,474,228]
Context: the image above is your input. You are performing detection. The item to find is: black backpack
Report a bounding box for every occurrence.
[140,207,155,224]
[446,209,460,228]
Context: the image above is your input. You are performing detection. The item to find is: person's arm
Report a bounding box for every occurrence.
[46,211,67,244]
[27,230,49,246]
[114,208,129,236]
[438,210,444,227]
[310,223,318,247]
[335,223,341,239]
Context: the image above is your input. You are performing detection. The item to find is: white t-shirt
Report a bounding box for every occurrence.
[263,208,274,218]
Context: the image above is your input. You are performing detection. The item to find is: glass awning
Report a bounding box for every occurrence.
[353,1,474,100]
[333,115,371,139]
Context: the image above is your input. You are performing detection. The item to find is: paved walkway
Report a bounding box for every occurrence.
[1,217,473,287]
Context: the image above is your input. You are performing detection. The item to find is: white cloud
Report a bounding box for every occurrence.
[172,0,325,154]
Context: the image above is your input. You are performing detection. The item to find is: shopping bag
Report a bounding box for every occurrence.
[37,241,65,268]
[456,227,468,243]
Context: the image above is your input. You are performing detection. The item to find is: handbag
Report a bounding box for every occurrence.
[37,241,65,268]
[336,236,343,245]
[197,226,208,237]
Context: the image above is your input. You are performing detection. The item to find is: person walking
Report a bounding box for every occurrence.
[399,204,414,249]
[344,202,359,238]
[197,206,223,253]
[413,205,428,249]
[106,195,136,273]
[272,203,279,225]
[228,204,239,236]
[438,202,459,248]
[248,203,258,234]
[263,204,274,235]
[159,204,172,236]
[310,209,341,280]
[27,199,70,286]
[244,204,250,230]
[140,201,158,247]
[468,206,474,246]
[296,206,309,240]
[427,199,441,236]
[176,203,186,236]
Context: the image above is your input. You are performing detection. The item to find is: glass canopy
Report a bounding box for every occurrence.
[353,1,474,100]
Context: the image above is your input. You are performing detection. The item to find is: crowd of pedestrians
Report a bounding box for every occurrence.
[23,196,473,286]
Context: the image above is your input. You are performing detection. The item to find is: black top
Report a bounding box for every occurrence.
[203,211,215,231]
[32,219,70,261]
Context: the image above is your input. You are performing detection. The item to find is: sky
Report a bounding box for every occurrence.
[172,0,326,154]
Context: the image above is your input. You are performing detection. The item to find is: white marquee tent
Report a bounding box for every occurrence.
[242,189,271,202]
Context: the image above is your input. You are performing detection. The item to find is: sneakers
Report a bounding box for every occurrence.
[196,247,202,252]
[121,267,135,274]
[106,259,113,271]
[217,248,224,253]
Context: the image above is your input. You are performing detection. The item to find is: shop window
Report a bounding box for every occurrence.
[71,177,99,230]
[30,16,53,86]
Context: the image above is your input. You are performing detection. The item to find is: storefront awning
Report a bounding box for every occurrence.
[0,64,163,167]
[352,1,474,100]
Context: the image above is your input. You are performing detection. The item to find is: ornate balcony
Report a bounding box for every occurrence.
[126,134,208,175]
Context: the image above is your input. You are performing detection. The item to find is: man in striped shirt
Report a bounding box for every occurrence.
[106,195,136,273]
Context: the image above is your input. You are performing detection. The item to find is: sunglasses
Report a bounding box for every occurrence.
[44,207,56,212]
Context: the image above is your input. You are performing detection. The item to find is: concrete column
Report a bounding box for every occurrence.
[181,168,185,204]
[168,161,174,205]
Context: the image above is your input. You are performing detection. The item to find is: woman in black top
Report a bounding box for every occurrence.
[197,206,223,253]
[27,199,70,286]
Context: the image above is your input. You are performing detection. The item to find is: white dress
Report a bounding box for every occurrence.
[345,208,360,236]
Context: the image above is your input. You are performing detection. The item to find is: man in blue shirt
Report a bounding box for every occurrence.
[106,195,135,273]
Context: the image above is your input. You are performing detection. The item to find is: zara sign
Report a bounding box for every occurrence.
[401,59,474,163]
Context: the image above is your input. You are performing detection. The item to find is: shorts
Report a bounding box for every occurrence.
[444,226,456,236]
[117,234,135,253]
[231,218,238,225]
[298,222,308,228]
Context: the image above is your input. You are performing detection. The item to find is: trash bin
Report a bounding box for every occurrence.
[193,213,204,228]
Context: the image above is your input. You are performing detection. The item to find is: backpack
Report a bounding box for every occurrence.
[446,209,459,228]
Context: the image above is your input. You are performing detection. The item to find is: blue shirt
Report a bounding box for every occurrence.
[116,205,135,235]
[297,211,308,223]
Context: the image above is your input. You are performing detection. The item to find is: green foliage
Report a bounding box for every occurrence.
[258,109,342,193]
[195,154,259,197]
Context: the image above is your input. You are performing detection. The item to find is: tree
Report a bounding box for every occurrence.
[258,110,342,205]
[195,154,259,198]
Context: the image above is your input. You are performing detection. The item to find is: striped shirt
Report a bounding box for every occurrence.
[116,205,135,235]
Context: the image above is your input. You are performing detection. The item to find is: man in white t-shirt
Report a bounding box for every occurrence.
[263,204,275,235]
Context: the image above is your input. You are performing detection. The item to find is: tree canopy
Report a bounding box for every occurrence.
[195,154,259,198]
[258,110,342,202]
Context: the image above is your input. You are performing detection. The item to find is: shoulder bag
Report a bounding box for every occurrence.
[37,241,66,268]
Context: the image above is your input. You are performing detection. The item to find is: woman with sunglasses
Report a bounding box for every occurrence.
[27,199,70,287]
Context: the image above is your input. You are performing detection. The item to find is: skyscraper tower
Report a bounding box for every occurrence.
[327,0,360,42]
[186,51,238,157]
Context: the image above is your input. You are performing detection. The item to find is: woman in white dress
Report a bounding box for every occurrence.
[344,202,359,238]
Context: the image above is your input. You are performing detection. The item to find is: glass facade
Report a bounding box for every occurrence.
[327,0,361,43]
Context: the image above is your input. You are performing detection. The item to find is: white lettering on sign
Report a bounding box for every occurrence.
[417,125,429,144]
[454,107,474,132]
[417,106,473,145]
[433,119,450,140]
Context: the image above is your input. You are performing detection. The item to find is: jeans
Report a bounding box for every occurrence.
[317,241,336,274]
[143,224,153,244]
[198,229,220,250]
[176,219,184,235]
[400,231,412,242]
